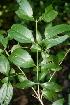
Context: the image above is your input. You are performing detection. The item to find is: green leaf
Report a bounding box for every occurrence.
[8,24,34,43]
[0,55,10,75]
[14,80,35,88]
[39,69,48,80]
[31,43,41,52]
[0,83,13,105]
[42,5,58,22]
[11,44,21,53]
[0,83,7,104]
[8,48,35,68]
[40,82,62,92]
[42,35,68,49]
[45,24,70,39]
[1,77,8,83]
[18,74,27,82]
[3,83,13,105]
[0,30,7,35]
[36,30,42,43]
[0,49,4,55]
[56,51,65,62]
[42,90,57,101]
[0,34,8,49]
[52,98,64,105]
[16,0,34,21]
[41,63,62,71]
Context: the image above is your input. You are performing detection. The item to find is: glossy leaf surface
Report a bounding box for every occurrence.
[40,82,62,92]
[8,48,35,68]
[42,90,57,101]
[14,80,35,88]
[8,24,34,43]
[16,0,34,21]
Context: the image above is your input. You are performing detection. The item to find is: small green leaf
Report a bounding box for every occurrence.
[18,74,27,82]
[42,90,57,101]
[52,98,64,105]
[11,44,21,53]
[31,43,41,52]
[8,48,35,68]
[10,68,15,75]
[41,63,62,71]
[0,49,4,55]
[36,30,42,43]
[1,77,8,83]
[42,35,68,49]
[39,69,48,80]
[42,5,58,22]
[0,34,8,49]
[14,80,35,88]
[45,24,70,39]
[8,24,34,43]
[0,55,10,75]
[40,82,62,92]
[16,0,34,21]
[0,30,7,35]
[56,51,65,62]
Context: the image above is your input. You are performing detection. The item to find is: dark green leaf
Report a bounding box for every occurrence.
[40,82,62,92]
[56,51,65,62]
[14,80,35,88]
[31,43,41,52]
[1,77,8,83]
[18,74,27,82]
[52,98,64,105]
[41,63,62,71]
[42,90,57,101]
[39,69,48,80]
[8,48,35,68]
[45,24,70,39]
[8,24,34,43]
[42,35,68,49]
[42,5,58,22]
[0,55,10,75]
[16,0,34,21]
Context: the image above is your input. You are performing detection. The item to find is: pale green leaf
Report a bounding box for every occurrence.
[52,98,64,105]
[42,5,58,22]
[0,83,7,104]
[8,24,34,43]
[0,55,10,75]
[14,80,35,88]
[8,48,35,68]
[45,24,70,39]
[42,90,57,101]
[16,0,34,21]
[40,82,62,92]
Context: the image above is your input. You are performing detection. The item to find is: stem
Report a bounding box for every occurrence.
[36,19,39,81]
